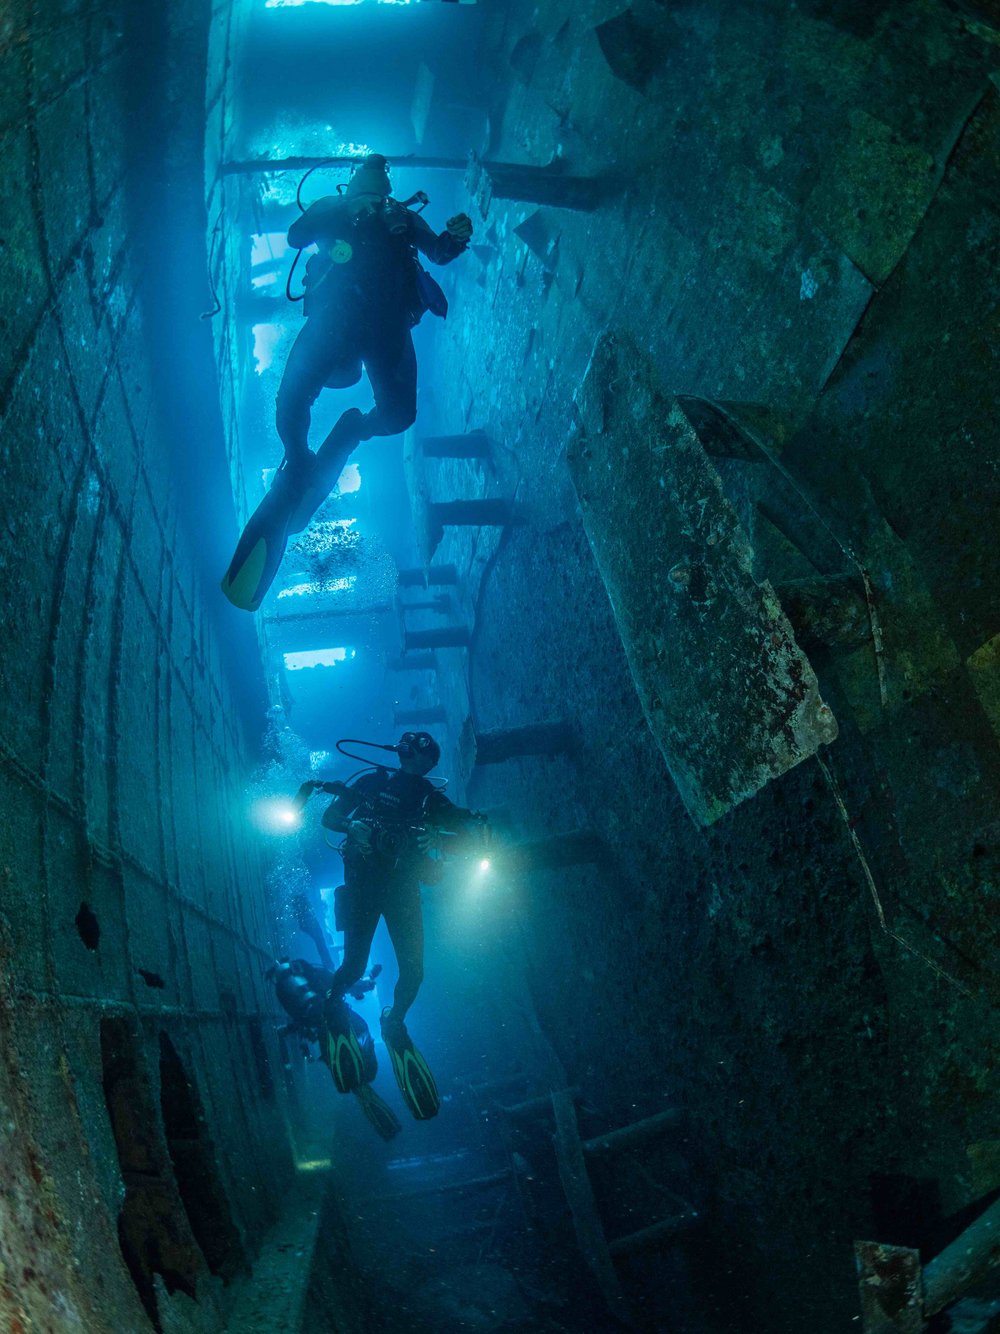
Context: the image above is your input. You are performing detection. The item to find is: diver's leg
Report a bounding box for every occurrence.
[358,328,417,441]
[381,879,424,1023]
[328,875,381,997]
[275,322,343,466]
[379,880,439,1120]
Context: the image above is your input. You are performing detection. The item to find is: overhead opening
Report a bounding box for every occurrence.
[278,574,358,599]
[252,322,286,374]
[283,646,357,670]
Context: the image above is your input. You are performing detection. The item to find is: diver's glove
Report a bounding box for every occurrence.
[293,780,320,810]
[349,195,384,225]
[348,964,383,1000]
[445,213,473,245]
[347,819,373,852]
[293,778,345,809]
[447,810,490,854]
[467,811,490,846]
[414,824,438,854]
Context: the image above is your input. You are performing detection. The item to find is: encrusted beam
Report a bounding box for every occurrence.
[568,332,837,826]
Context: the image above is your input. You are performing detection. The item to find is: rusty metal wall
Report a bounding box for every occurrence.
[0,2,293,1329]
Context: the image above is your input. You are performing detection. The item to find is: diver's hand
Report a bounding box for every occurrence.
[293,781,319,810]
[446,213,473,244]
[414,825,438,854]
[347,819,373,851]
[464,811,490,844]
[349,196,382,224]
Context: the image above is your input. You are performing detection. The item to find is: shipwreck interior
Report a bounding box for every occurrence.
[2,0,1000,1331]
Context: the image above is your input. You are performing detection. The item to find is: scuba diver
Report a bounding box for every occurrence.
[296,730,488,1121]
[278,152,473,475]
[269,896,401,1141]
[221,153,473,612]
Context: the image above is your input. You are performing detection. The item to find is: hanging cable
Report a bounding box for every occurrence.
[285,158,355,304]
[200,208,224,319]
[286,247,305,304]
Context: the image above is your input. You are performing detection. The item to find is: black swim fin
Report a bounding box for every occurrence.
[221,408,364,612]
[380,1008,440,1120]
[285,407,365,535]
[320,998,367,1094]
[354,1083,402,1141]
[220,470,302,612]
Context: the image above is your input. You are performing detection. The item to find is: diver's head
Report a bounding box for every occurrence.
[346,153,391,200]
[397,730,440,775]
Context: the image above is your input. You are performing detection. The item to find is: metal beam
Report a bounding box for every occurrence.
[404,626,471,650]
[264,603,391,626]
[582,1109,686,1160]
[221,155,470,178]
[607,1214,699,1259]
[923,1195,1000,1318]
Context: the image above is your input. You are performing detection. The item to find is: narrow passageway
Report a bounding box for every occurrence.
[2,1,1000,1331]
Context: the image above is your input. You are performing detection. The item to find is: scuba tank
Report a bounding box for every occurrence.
[271,960,326,1035]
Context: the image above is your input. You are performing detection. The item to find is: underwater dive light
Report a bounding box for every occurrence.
[251,797,303,834]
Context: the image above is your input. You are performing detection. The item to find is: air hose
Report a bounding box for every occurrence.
[286,158,352,303]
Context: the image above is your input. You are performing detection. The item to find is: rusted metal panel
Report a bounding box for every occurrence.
[568,333,837,826]
[855,1241,925,1333]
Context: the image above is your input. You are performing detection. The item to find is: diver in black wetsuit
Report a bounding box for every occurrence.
[276,153,473,479]
[268,899,400,1139]
[320,731,482,1027]
[294,730,486,1119]
[220,156,472,614]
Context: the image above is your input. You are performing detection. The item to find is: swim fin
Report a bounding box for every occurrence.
[320,998,367,1094]
[380,1008,440,1120]
[285,407,365,535]
[220,469,302,612]
[221,408,364,612]
[353,1083,402,1141]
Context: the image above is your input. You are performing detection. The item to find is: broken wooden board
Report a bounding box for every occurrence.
[568,332,837,826]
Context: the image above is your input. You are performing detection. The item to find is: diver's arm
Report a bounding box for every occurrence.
[320,788,374,848]
[320,796,359,834]
[410,211,471,265]
[293,894,335,971]
[294,781,316,807]
[287,196,347,250]
[424,790,482,833]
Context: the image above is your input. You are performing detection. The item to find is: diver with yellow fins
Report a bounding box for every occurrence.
[269,896,401,1141]
[222,154,473,611]
[295,730,488,1122]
